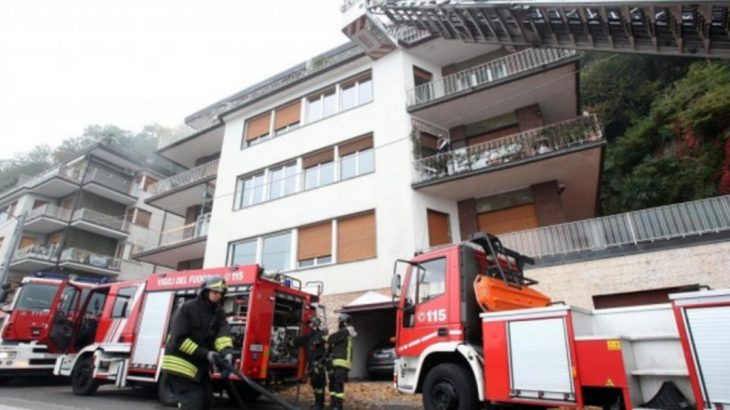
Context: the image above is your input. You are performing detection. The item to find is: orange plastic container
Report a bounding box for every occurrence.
[473,275,551,312]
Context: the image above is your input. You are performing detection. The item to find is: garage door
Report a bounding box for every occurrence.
[477,204,538,235]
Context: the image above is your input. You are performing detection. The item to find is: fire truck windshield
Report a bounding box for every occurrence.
[15,283,59,311]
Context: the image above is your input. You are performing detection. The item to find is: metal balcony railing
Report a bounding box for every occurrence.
[148,160,219,197]
[60,247,121,271]
[1,165,82,198]
[72,208,129,232]
[159,213,211,247]
[12,244,60,262]
[413,115,603,184]
[83,167,133,194]
[406,48,577,107]
[26,204,73,222]
[499,195,730,260]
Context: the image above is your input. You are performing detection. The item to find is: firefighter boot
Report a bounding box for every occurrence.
[328,397,343,410]
[310,392,325,410]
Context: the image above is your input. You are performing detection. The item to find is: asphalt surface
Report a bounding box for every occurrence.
[0,377,300,410]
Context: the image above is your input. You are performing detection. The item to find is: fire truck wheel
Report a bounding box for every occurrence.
[423,363,478,410]
[157,373,178,407]
[0,376,12,385]
[71,356,100,396]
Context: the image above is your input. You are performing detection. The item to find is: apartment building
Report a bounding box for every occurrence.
[0,144,173,287]
[145,4,609,375]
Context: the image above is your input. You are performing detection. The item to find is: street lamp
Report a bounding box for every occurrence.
[0,211,27,303]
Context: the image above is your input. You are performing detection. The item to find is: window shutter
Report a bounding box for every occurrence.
[298,222,332,261]
[427,209,451,246]
[339,135,373,157]
[337,211,376,263]
[274,101,301,130]
[302,148,335,169]
[245,113,271,141]
[477,204,538,235]
[136,209,152,228]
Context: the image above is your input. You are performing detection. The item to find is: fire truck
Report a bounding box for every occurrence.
[391,233,730,410]
[43,265,319,403]
[0,274,98,384]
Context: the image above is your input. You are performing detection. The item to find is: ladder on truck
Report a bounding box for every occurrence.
[342,0,730,59]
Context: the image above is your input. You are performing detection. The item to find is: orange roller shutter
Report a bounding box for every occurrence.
[302,148,335,168]
[298,222,332,260]
[477,204,538,235]
[339,135,373,157]
[427,210,451,246]
[245,113,271,141]
[274,101,301,130]
[337,212,376,263]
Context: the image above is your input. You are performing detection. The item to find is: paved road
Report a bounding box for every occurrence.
[0,377,303,410]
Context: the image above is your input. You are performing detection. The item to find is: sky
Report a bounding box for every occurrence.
[0,0,348,160]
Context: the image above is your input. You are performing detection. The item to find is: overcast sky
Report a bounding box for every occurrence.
[0,0,348,160]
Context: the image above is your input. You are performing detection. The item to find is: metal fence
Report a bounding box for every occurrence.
[414,115,603,184]
[406,48,577,107]
[60,247,121,271]
[84,167,133,194]
[13,244,59,261]
[27,204,72,222]
[500,195,730,259]
[159,213,211,247]
[148,159,219,197]
[72,208,129,232]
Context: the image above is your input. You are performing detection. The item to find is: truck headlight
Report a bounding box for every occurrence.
[0,351,17,359]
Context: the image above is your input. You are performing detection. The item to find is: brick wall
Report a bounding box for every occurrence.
[528,241,730,309]
[458,199,478,240]
[319,288,390,333]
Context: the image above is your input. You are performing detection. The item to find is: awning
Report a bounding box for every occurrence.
[338,291,397,313]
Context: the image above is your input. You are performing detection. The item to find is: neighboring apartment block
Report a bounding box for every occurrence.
[0,144,174,286]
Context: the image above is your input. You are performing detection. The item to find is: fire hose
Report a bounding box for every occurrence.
[214,355,301,410]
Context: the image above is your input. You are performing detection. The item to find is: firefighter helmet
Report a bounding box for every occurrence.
[308,316,323,330]
[199,276,228,296]
[337,313,351,328]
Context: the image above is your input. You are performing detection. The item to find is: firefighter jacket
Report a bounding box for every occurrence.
[293,329,327,366]
[326,326,355,370]
[161,295,233,381]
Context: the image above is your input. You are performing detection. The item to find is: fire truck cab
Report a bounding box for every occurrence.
[392,233,730,410]
[0,274,98,384]
[46,265,319,402]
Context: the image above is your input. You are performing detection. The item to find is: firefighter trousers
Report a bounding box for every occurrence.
[328,367,348,408]
[309,363,327,408]
[168,372,213,410]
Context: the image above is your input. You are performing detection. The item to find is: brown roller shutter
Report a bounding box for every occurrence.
[477,204,538,235]
[302,148,335,168]
[19,236,37,249]
[298,221,332,260]
[427,209,451,246]
[135,209,152,229]
[339,135,373,157]
[274,101,301,130]
[337,211,376,263]
[245,113,271,141]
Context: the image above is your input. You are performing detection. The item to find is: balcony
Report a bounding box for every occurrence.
[58,247,121,276]
[24,204,73,233]
[70,208,129,239]
[414,115,605,221]
[133,213,210,268]
[157,126,224,169]
[0,165,81,202]
[499,195,730,261]
[146,160,218,215]
[406,48,580,125]
[9,244,60,272]
[81,167,136,205]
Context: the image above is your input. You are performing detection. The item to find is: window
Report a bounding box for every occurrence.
[236,172,265,208]
[111,286,138,318]
[416,258,446,304]
[307,89,336,123]
[274,101,301,136]
[358,78,373,105]
[298,222,333,268]
[229,239,257,266]
[341,83,357,111]
[303,148,335,190]
[268,163,297,200]
[262,232,292,272]
[244,113,272,145]
[85,291,107,317]
[339,136,374,180]
[337,211,376,263]
[135,209,152,228]
[143,175,157,192]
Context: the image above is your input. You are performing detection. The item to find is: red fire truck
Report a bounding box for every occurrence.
[392,233,730,410]
[0,274,97,384]
[44,265,319,403]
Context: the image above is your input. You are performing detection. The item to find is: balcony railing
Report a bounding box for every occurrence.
[60,247,121,271]
[2,165,82,198]
[72,208,129,232]
[27,204,72,222]
[499,195,730,260]
[159,213,211,247]
[83,167,133,194]
[148,159,219,197]
[12,244,60,262]
[413,115,603,184]
[406,48,578,107]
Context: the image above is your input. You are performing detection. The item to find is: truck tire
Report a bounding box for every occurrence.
[0,376,11,385]
[157,372,178,407]
[71,356,100,396]
[423,363,479,410]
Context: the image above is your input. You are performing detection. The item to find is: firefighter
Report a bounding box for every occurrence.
[161,276,234,410]
[291,316,328,410]
[326,313,356,410]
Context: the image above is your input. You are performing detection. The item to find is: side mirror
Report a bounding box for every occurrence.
[390,274,401,299]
